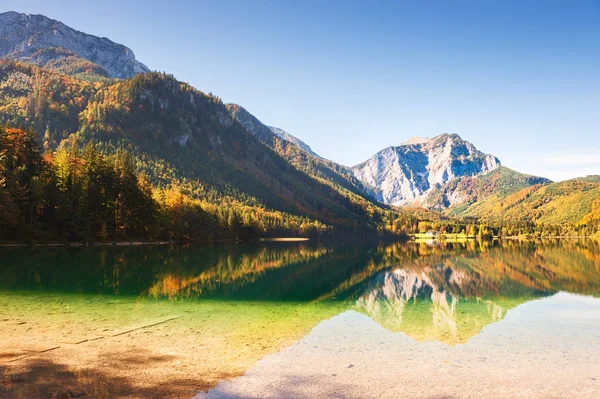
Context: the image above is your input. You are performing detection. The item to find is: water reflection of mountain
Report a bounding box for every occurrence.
[1,240,600,306]
[354,268,527,344]
[352,240,600,344]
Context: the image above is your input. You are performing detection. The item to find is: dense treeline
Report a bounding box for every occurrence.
[494,220,600,238]
[0,63,377,226]
[75,71,384,228]
[0,61,99,148]
[0,126,332,242]
[22,47,112,81]
[2,61,597,241]
[0,62,421,241]
[443,167,600,237]
[2,125,596,242]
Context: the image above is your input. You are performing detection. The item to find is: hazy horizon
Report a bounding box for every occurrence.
[2,0,598,181]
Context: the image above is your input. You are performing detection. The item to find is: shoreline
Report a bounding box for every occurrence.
[501,235,597,240]
[2,235,597,248]
[0,237,312,248]
[410,234,598,242]
[259,237,310,242]
[0,240,176,248]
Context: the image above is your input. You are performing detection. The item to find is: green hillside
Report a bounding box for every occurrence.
[426,166,551,211]
[452,176,600,236]
[423,166,600,236]
[0,61,98,147]
[0,60,432,242]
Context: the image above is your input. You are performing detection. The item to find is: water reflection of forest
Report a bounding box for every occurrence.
[2,240,600,301]
[1,240,600,344]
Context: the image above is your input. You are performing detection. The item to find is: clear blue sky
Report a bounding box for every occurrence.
[3,0,599,181]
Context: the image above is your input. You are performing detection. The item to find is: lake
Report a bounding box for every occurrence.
[1,240,600,399]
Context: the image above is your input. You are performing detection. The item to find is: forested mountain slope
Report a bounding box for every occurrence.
[0,60,431,241]
[226,104,372,201]
[451,176,600,235]
[0,61,97,147]
[77,72,377,228]
[426,166,552,211]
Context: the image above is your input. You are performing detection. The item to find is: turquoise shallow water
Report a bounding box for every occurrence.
[197,293,600,399]
[1,240,600,398]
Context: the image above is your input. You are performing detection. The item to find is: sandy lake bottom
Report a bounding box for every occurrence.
[197,293,600,399]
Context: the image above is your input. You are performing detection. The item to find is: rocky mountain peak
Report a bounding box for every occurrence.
[352,133,500,206]
[401,136,430,146]
[0,11,149,79]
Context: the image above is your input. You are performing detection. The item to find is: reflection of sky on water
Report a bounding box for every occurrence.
[198,292,600,399]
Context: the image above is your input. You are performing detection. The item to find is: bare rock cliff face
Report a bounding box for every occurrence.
[0,11,149,79]
[352,133,500,206]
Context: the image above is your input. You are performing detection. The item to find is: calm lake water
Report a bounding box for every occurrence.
[1,240,600,398]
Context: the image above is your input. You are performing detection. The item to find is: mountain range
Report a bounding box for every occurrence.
[0,11,598,239]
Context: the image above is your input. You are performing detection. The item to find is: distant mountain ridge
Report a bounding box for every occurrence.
[224,104,319,157]
[0,11,149,79]
[352,133,501,206]
[267,126,320,158]
[225,103,374,200]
